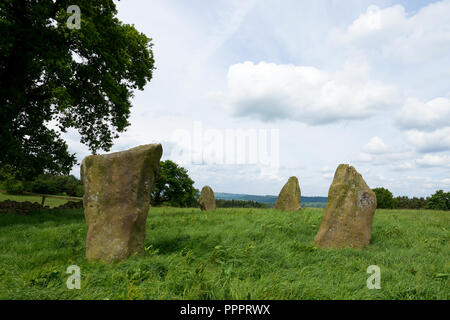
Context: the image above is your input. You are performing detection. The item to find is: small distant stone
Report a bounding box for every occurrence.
[199,186,216,211]
[275,176,301,211]
[314,164,377,249]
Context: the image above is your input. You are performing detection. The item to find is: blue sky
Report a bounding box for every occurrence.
[66,0,450,197]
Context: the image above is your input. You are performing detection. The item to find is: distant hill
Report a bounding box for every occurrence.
[214,192,328,207]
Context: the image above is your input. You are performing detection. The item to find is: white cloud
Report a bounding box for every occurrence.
[405,127,450,153]
[334,5,407,40]
[355,152,373,163]
[222,61,397,124]
[322,173,334,180]
[392,161,415,171]
[95,1,450,198]
[320,166,335,179]
[332,1,450,62]
[362,136,389,154]
[416,154,450,167]
[396,97,450,131]
[321,166,334,173]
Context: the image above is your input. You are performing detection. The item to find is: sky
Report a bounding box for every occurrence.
[65,0,450,197]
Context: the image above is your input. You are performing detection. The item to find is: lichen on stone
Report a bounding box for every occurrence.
[314,164,376,249]
[82,143,162,263]
[200,186,216,211]
[275,176,301,211]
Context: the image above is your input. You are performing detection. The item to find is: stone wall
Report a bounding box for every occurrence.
[53,201,83,210]
[0,199,83,214]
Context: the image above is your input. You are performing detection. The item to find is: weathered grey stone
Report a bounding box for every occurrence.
[314,164,377,249]
[275,176,301,211]
[199,186,216,211]
[81,144,162,262]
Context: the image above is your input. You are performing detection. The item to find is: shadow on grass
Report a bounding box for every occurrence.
[0,209,85,227]
[148,234,192,254]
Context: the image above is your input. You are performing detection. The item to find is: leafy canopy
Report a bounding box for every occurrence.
[151,160,199,208]
[394,195,429,209]
[0,0,155,179]
[426,190,450,211]
[372,187,395,209]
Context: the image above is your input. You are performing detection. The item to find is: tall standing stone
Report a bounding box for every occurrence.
[314,164,377,249]
[199,186,216,211]
[275,176,301,211]
[81,144,162,262]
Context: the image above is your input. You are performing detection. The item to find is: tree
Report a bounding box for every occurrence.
[0,165,25,194]
[216,199,267,208]
[372,187,395,209]
[151,161,199,207]
[410,196,428,209]
[30,173,83,197]
[394,195,429,209]
[426,190,450,211]
[0,1,155,179]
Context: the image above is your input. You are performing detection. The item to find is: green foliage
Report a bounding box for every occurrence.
[27,266,61,288]
[1,167,83,197]
[0,206,448,299]
[394,196,429,209]
[151,160,199,207]
[426,190,450,211]
[30,174,83,197]
[0,0,155,178]
[4,177,25,194]
[216,199,267,208]
[0,165,24,194]
[373,187,395,209]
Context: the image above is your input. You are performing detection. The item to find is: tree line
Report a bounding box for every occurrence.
[2,163,448,211]
[0,165,83,197]
[373,187,449,211]
[149,161,267,208]
[216,199,268,208]
[0,160,267,209]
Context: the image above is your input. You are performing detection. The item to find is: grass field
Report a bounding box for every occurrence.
[0,204,448,299]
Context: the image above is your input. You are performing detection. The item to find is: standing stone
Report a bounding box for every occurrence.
[81,144,162,262]
[199,186,216,211]
[314,164,377,249]
[275,176,301,211]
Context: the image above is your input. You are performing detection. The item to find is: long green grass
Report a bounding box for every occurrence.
[0,205,448,299]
